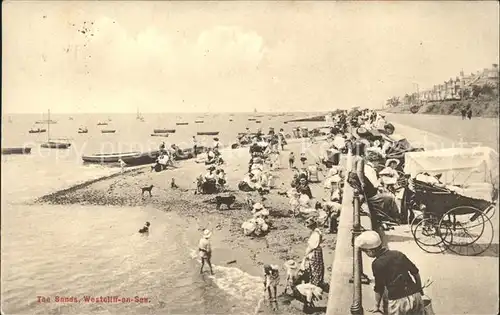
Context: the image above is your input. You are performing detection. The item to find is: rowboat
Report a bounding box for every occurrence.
[176,122,189,125]
[101,130,116,133]
[82,152,141,163]
[41,142,71,149]
[151,133,169,137]
[255,120,262,123]
[121,150,162,166]
[97,122,108,126]
[153,129,176,134]
[29,128,47,133]
[2,147,32,155]
[197,131,220,136]
[194,120,204,123]
[248,118,256,121]
[78,127,88,133]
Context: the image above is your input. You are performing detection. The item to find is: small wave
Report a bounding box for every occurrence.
[189,249,263,304]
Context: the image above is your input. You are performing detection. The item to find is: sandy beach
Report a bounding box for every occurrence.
[36,138,340,314]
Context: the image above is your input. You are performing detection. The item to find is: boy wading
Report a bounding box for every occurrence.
[355,231,425,315]
[198,229,214,275]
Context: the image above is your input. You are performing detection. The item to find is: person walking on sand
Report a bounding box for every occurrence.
[467,108,472,120]
[193,136,198,157]
[289,152,295,169]
[199,229,214,275]
[118,158,126,173]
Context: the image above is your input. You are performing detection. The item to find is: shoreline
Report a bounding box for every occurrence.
[33,138,339,313]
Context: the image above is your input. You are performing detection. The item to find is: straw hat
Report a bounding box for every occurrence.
[385,158,400,167]
[354,231,381,249]
[253,203,263,210]
[285,260,298,269]
[203,229,212,239]
[330,174,342,183]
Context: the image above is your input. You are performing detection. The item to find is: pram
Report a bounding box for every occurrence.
[401,147,498,256]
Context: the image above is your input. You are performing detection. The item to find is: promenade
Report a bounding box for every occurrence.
[327,114,499,315]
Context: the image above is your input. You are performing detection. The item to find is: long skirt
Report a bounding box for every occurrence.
[308,247,325,287]
[366,193,400,228]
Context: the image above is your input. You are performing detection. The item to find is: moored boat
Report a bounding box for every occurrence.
[40,109,72,149]
[255,120,262,123]
[153,129,176,134]
[78,127,88,133]
[29,128,47,133]
[82,151,141,163]
[2,147,32,155]
[197,131,220,136]
[35,119,57,124]
[97,122,108,126]
[151,133,169,137]
[176,122,189,125]
[194,120,204,123]
[41,142,71,149]
[248,118,256,121]
[101,129,116,133]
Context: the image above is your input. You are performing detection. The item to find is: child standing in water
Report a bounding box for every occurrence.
[198,229,214,275]
[263,264,280,309]
[289,152,295,169]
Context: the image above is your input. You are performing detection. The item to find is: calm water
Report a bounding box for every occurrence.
[1,111,326,315]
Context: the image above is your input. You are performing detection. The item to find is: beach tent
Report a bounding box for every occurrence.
[404,147,499,186]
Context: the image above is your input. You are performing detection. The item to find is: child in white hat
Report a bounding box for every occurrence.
[198,229,214,275]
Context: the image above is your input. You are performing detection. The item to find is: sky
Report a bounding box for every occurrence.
[2,1,499,114]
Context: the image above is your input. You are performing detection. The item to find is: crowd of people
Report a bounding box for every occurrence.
[193,108,429,314]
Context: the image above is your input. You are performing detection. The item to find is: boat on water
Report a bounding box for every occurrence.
[248,118,256,121]
[40,109,71,149]
[41,141,71,149]
[151,133,169,137]
[255,120,262,123]
[29,128,47,133]
[101,129,116,133]
[136,108,145,122]
[176,122,189,125]
[194,120,204,123]
[2,147,32,155]
[229,119,233,122]
[197,131,220,136]
[97,122,108,126]
[35,120,57,124]
[69,117,74,120]
[153,129,176,134]
[8,117,13,123]
[82,151,142,163]
[78,127,88,133]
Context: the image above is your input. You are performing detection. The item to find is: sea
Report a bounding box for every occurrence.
[1,112,327,315]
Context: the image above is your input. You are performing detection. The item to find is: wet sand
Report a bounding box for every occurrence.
[37,140,340,314]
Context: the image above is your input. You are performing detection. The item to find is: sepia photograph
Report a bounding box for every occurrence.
[1,1,499,315]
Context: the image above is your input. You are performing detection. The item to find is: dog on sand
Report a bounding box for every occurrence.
[215,195,236,210]
[141,185,154,197]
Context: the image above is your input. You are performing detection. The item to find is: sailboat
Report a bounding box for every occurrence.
[40,109,71,149]
[136,108,145,122]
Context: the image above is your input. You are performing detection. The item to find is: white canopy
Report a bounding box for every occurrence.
[404,147,499,185]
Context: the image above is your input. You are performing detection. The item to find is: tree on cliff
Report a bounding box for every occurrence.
[386,97,401,107]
